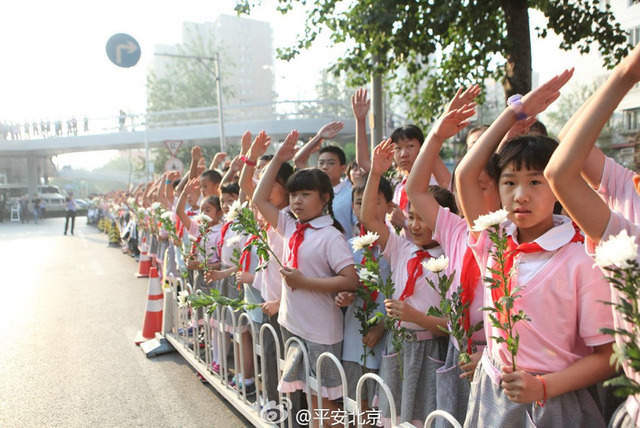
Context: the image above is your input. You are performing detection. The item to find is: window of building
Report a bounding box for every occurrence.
[624,108,640,131]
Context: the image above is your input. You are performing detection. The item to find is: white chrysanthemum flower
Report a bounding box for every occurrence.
[151,202,162,210]
[595,229,639,269]
[352,231,380,251]
[127,197,135,205]
[188,235,198,242]
[358,267,379,283]
[471,208,509,232]
[226,235,243,247]
[225,200,248,222]
[193,213,212,224]
[177,290,190,308]
[160,211,173,220]
[423,255,449,273]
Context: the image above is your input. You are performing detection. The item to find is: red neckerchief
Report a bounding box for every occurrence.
[398,249,432,327]
[239,234,260,272]
[491,228,584,324]
[217,221,233,258]
[176,210,197,238]
[460,246,481,353]
[398,177,408,212]
[287,222,313,269]
[399,249,432,301]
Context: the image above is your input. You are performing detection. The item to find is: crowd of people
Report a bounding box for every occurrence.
[100,45,640,428]
[0,117,90,140]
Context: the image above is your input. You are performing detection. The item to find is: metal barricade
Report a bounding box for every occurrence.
[160,273,452,428]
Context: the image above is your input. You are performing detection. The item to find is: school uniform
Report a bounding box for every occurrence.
[276,209,354,400]
[376,232,449,428]
[432,206,486,427]
[598,156,640,223]
[186,222,222,292]
[587,211,640,428]
[465,216,613,428]
[253,223,286,404]
[342,237,389,405]
[332,179,356,239]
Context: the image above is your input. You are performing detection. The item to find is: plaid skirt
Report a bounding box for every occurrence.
[464,352,605,428]
[376,333,448,427]
[434,340,472,428]
[278,327,343,400]
[343,360,378,405]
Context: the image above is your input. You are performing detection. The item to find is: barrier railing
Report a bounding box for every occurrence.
[161,273,459,428]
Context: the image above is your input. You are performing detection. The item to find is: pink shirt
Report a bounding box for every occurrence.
[220,225,246,268]
[276,210,354,345]
[470,216,613,373]
[598,156,640,223]
[382,232,446,331]
[433,206,486,347]
[586,210,640,423]
[254,225,285,302]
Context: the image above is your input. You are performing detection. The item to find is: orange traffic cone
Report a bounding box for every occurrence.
[135,267,163,345]
[135,251,151,278]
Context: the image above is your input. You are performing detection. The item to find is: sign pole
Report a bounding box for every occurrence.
[214,53,226,153]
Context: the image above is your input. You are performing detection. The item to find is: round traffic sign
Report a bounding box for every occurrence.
[165,157,184,173]
[106,33,141,68]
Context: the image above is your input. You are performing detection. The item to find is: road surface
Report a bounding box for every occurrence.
[0,217,249,427]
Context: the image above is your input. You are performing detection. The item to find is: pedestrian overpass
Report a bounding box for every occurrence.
[0,100,357,158]
[0,99,359,193]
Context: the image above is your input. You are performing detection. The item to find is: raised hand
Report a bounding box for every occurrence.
[316,121,344,140]
[502,116,538,144]
[620,43,640,83]
[191,145,202,162]
[371,139,395,176]
[240,130,252,155]
[446,84,481,114]
[248,130,271,159]
[229,155,244,172]
[212,152,227,167]
[434,105,476,140]
[275,130,300,162]
[185,178,199,193]
[522,68,574,117]
[351,88,370,120]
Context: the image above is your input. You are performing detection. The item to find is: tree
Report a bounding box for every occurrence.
[235,0,629,127]
[544,79,621,157]
[146,24,235,173]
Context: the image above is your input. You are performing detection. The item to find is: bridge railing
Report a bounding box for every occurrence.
[1,100,351,141]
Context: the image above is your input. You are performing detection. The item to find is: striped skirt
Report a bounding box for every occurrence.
[464,352,605,428]
[376,333,448,427]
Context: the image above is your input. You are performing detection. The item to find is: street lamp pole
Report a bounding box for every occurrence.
[153,52,226,152]
[213,52,226,153]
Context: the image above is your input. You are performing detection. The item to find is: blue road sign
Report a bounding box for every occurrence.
[106,33,141,68]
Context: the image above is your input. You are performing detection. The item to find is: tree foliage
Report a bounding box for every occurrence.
[146,25,236,173]
[235,0,629,126]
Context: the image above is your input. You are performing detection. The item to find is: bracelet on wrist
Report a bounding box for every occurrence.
[240,155,257,167]
[507,94,528,121]
[535,375,547,407]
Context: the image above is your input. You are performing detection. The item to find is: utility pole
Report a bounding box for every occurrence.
[370,55,384,150]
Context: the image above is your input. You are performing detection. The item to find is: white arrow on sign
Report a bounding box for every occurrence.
[116,41,138,64]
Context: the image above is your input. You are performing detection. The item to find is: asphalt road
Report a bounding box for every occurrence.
[0,217,250,427]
